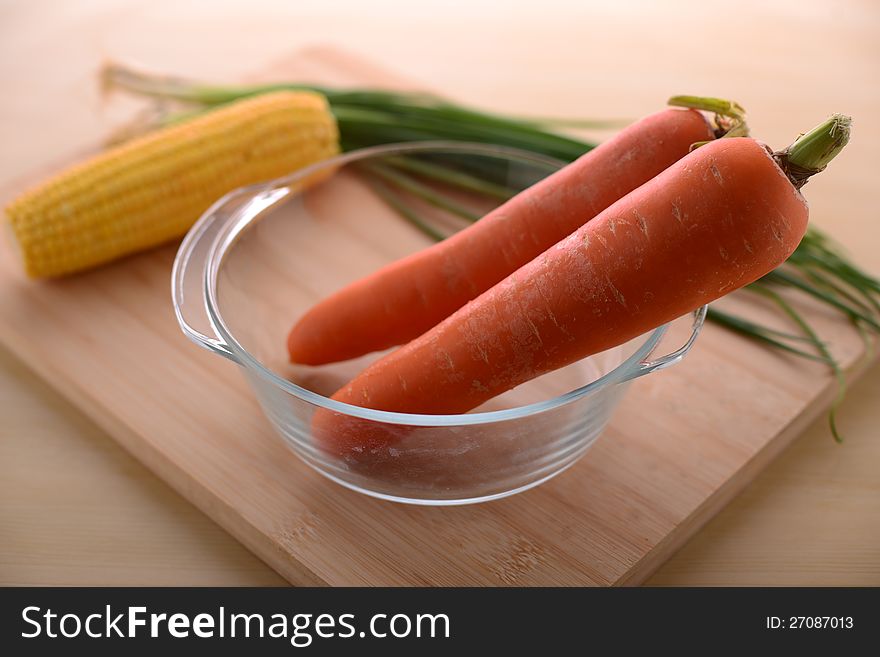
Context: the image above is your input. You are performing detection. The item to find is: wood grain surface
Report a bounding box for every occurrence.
[1,0,878,586]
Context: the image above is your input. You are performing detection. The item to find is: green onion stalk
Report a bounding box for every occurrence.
[103,65,875,440]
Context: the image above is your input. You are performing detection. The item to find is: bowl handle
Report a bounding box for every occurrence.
[170,189,255,363]
[630,304,708,380]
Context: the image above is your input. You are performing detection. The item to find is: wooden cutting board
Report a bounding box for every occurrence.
[0,48,872,586]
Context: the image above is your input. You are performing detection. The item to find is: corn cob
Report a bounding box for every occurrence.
[5,90,339,278]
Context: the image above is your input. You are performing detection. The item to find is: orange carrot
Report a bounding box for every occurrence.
[288,107,714,364]
[314,115,851,458]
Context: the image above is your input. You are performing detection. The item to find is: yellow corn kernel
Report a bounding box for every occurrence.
[5,91,339,278]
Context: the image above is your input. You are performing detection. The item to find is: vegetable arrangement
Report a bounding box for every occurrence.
[313,117,850,456]
[4,62,874,447]
[96,65,880,420]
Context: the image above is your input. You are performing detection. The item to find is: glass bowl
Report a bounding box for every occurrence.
[172,142,706,505]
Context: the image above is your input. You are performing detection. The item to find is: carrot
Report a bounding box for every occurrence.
[314,115,851,457]
[287,107,715,365]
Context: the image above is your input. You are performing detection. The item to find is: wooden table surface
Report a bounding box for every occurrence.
[1,0,878,586]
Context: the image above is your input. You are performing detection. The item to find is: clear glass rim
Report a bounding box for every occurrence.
[203,141,670,427]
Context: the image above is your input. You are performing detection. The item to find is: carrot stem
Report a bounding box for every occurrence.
[776,114,852,188]
[667,95,749,138]
[667,95,746,120]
